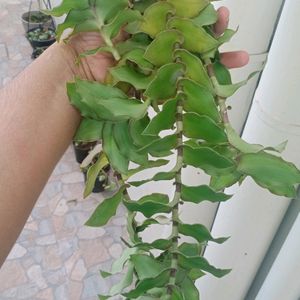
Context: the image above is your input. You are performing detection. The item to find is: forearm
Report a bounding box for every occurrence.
[0,43,80,266]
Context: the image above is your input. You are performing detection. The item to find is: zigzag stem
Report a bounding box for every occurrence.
[204,58,229,125]
[167,56,184,294]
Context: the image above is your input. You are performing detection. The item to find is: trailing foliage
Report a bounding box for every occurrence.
[49,0,300,299]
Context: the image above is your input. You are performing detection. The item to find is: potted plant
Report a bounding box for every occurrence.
[21,10,53,32]
[26,27,56,49]
[80,144,112,194]
[48,0,300,299]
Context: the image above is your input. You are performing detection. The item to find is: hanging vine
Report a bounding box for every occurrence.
[48,0,300,299]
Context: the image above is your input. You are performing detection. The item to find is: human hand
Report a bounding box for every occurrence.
[215,7,250,69]
[65,6,249,82]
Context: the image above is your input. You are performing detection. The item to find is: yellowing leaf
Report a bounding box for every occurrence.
[144,30,183,66]
[167,0,209,18]
[141,2,175,37]
[168,18,218,53]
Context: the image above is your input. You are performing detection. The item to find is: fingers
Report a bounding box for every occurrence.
[220,51,250,69]
[213,7,249,69]
[214,6,230,36]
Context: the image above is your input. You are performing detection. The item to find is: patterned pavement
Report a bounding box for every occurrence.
[0,1,126,299]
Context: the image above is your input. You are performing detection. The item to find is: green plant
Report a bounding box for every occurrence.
[25,11,51,23]
[27,27,55,42]
[49,0,300,299]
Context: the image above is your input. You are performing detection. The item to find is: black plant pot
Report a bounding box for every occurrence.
[21,11,53,32]
[26,28,56,50]
[73,142,97,164]
[83,171,107,193]
[83,165,110,193]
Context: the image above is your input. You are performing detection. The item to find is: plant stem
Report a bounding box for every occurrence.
[167,98,184,294]
[103,35,121,61]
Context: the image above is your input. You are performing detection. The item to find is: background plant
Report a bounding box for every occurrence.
[49,0,300,299]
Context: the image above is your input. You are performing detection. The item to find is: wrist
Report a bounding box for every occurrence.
[48,42,93,81]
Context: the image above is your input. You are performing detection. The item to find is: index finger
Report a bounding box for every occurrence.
[214,7,230,36]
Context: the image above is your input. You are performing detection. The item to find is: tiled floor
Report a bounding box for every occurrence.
[0,1,126,299]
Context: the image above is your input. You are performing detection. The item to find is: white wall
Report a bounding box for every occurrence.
[256,213,300,300]
[198,0,300,299]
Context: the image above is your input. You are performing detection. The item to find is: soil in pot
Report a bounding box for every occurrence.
[27,27,56,49]
[22,11,53,31]
[73,142,98,164]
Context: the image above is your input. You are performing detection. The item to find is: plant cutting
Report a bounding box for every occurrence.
[48,0,300,299]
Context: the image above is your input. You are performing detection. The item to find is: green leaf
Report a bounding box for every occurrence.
[127,212,141,244]
[134,0,156,13]
[54,9,94,40]
[210,171,243,191]
[135,239,173,251]
[103,123,129,174]
[178,253,231,278]
[145,63,184,101]
[218,29,236,45]
[213,61,232,85]
[139,134,177,157]
[110,65,154,90]
[189,269,206,281]
[46,0,89,17]
[183,145,235,176]
[74,118,104,142]
[178,243,202,257]
[181,276,199,300]
[191,3,218,27]
[103,9,142,39]
[182,79,220,122]
[141,2,175,37]
[181,184,232,203]
[168,18,218,53]
[136,219,159,232]
[175,49,214,93]
[126,159,169,178]
[85,186,125,227]
[178,223,228,244]
[129,171,176,187]
[167,0,209,18]
[68,79,149,122]
[113,122,148,165]
[183,112,227,143]
[116,39,149,56]
[214,70,260,98]
[84,152,109,198]
[130,116,157,148]
[52,0,129,40]
[123,269,170,298]
[123,193,171,217]
[144,30,183,66]
[122,48,153,71]
[102,262,135,297]
[78,46,115,60]
[162,286,184,300]
[238,152,300,197]
[225,124,265,153]
[131,254,165,280]
[143,98,177,136]
[103,247,138,277]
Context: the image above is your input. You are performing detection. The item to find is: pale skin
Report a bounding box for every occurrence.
[0,7,248,266]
